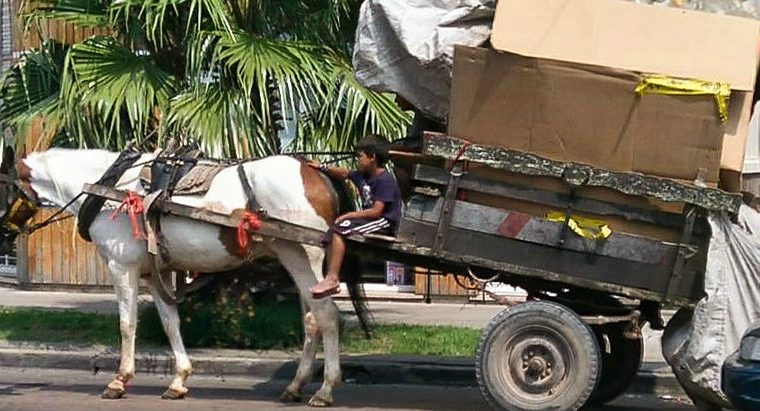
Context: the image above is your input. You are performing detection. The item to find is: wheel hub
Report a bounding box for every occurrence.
[503,335,570,398]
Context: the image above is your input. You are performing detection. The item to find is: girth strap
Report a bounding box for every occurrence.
[77,149,143,242]
[237,164,263,213]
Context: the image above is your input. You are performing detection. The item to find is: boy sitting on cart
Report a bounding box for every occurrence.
[308,135,402,298]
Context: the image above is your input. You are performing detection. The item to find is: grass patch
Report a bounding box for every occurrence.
[343,324,479,357]
[0,270,480,355]
[0,308,480,356]
[0,309,121,345]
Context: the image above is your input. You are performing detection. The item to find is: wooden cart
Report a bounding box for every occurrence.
[83,133,741,411]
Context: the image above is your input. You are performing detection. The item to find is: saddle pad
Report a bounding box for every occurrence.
[173,161,229,195]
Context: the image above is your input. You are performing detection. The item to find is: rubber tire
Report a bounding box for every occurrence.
[587,324,644,406]
[476,301,602,411]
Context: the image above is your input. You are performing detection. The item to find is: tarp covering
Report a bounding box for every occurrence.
[662,204,760,408]
[352,0,495,121]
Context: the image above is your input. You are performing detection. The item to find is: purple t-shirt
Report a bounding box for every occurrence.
[348,170,402,230]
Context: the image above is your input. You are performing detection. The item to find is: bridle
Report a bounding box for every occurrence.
[0,171,41,237]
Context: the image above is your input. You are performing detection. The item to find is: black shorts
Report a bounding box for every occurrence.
[323,218,393,245]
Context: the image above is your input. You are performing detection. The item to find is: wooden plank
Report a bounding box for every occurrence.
[405,196,678,265]
[397,218,698,305]
[28,225,39,283]
[66,20,75,45]
[16,233,29,285]
[422,133,743,213]
[414,164,693,229]
[60,218,73,284]
[55,20,65,45]
[90,242,102,286]
[50,215,62,284]
[42,212,53,284]
[77,231,91,286]
[82,184,326,246]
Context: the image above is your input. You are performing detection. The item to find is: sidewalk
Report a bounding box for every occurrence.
[0,287,681,396]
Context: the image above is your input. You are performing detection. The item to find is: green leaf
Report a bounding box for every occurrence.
[0,41,68,149]
[21,0,110,29]
[164,84,267,158]
[61,35,177,146]
[292,60,412,153]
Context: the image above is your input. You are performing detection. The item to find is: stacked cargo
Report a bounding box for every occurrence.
[447,0,760,240]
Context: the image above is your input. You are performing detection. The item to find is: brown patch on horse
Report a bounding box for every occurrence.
[15,159,31,181]
[299,162,337,224]
[217,209,265,259]
[218,223,243,258]
[14,159,39,204]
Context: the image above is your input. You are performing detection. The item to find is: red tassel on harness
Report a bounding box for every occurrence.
[111,191,146,239]
[237,211,262,253]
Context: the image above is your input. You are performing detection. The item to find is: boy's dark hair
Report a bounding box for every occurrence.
[357,134,390,167]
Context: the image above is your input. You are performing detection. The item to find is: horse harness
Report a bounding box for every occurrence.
[77,143,265,305]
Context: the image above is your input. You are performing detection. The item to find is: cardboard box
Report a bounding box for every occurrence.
[720,91,755,191]
[488,0,760,190]
[491,0,760,91]
[449,46,726,182]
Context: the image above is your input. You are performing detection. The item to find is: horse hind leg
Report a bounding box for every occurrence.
[279,299,320,403]
[148,281,193,400]
[102,261,140,400]
[273,242,341,407]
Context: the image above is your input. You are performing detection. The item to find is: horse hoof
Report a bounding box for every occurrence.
[278,389,303,403]
[161,387,188,400]
[308,394,333,408]
[101,387,126,400]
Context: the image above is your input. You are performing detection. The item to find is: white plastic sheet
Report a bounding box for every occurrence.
[662,204,760,408]
[352,0,495,121]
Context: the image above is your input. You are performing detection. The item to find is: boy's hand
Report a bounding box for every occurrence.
[307,160,322,169]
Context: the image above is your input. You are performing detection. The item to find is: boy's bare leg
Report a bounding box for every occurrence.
[310,233,345,297]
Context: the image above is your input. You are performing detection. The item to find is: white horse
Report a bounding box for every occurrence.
[13,148,351,406]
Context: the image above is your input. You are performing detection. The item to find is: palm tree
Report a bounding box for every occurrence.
[0,0,411,157]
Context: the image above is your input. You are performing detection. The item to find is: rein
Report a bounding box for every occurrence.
[19,192,86,234]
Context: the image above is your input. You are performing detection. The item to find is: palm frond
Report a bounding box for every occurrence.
[292,60,411,152]
[20,0,110,29]
[0,41,68,149]
[61,35,177,146]
[211,30,333,138]
[108,0,233,47]
[164,85,271,158]
[228,0,356,56]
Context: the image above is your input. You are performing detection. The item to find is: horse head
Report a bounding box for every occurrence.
[0,146,39,253]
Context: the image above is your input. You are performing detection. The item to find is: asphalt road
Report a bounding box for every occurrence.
[0,367,695,411]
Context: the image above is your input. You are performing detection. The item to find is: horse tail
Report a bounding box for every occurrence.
[341,253,372,339]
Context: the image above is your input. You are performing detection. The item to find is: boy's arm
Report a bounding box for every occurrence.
[339,201,385,221]
[307,160,349,180]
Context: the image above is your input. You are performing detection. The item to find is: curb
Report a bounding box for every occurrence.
[0,344,684,396]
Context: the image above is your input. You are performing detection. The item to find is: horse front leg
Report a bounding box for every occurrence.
[102,261,140,400]
[148,280,193,400]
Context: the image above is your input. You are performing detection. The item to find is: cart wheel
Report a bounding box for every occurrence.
[476,301,601,411]
[587,325,643,406]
